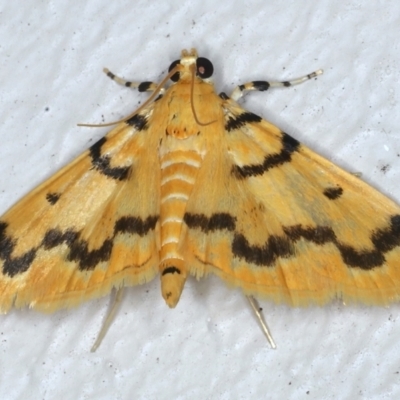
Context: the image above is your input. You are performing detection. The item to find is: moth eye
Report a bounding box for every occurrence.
[168,59,181,82]
[196,57,214,79]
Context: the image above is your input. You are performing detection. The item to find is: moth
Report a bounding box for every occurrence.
[1,49,400,350]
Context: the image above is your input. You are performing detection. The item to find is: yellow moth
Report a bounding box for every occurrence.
[1,49,400,350]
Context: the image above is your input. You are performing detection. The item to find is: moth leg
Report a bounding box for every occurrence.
[229,69,323,101]
[247,296,276,349]
[103,68,165,95]
[91,288,124,352]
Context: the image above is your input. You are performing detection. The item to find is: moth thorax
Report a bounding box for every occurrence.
[160,259,187,308]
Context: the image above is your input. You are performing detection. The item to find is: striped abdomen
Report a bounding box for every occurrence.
[159,149,202,307]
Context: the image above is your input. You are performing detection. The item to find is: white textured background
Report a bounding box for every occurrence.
[1,1,400,399]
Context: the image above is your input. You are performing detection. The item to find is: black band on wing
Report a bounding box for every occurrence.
[126,114,149,130]
[225,112,262,132]
[46,192,61,205]
[184,212,400,270]
[0,214,159,276]
[323,186,343,200]
[183,212,236,232]
[89,137,131,181]
[232,132,300,179]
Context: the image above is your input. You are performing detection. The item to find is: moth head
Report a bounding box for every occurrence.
[168,48,214,83]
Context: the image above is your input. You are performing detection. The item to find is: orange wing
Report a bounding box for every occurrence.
[182,99,400,306]
[0,112,161,312]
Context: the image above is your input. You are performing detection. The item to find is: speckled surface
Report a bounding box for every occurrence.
[1,1,400,399]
